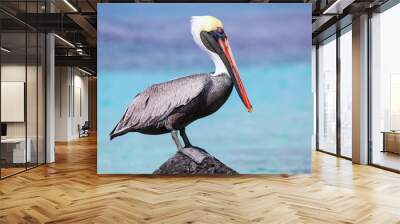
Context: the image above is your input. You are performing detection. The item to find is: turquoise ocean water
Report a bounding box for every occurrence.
[98,63,312,174]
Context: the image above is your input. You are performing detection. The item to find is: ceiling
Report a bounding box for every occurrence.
[0,0,98,74]
[311,0,390,44]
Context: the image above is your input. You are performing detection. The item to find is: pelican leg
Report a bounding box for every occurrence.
[179,128,192,148]
[171,130,183,150]
[171,130,206,164]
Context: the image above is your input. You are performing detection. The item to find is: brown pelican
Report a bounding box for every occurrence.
[110,16,252,163]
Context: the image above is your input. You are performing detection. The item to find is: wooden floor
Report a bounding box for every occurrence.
[1,135,400,223]
[1,167,26,178]
[373,150,400,171]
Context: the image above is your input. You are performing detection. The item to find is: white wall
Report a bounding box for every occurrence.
[1,65,28,141]
[55,67,69,141]
[71,73,89,139]
[1,65,41,138]
[55,67,89,141]
[1,63,46,164]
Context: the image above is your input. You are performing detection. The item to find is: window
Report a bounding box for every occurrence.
[339,28,352,158]
[317,36,337,154]
[370,3,400,171]
[0,1,46,179]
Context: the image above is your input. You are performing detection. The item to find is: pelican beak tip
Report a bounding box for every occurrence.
[248,106,253,113]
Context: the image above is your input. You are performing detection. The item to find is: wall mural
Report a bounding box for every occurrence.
[98,3,312,174]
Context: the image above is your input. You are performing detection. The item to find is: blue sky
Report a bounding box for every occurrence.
[98,3,311,72]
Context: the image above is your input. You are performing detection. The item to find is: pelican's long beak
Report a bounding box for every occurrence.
[200,30,252,112]
[217,38,252,112]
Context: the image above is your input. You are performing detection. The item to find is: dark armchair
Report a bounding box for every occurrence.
[78,121,90,138]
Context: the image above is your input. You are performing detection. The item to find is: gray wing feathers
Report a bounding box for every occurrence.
[110,74,210,139]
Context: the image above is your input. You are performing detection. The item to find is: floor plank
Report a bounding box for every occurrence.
[1,134,400,223]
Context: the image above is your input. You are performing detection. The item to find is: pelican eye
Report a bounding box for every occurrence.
[211,28,226,39]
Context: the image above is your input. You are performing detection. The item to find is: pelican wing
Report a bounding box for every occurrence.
[110,73,211,139]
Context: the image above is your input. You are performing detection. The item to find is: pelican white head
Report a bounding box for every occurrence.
[190,16,253,112]
[191,16,226,75]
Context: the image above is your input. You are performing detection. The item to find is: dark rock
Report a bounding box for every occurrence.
[153,148,238,175]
